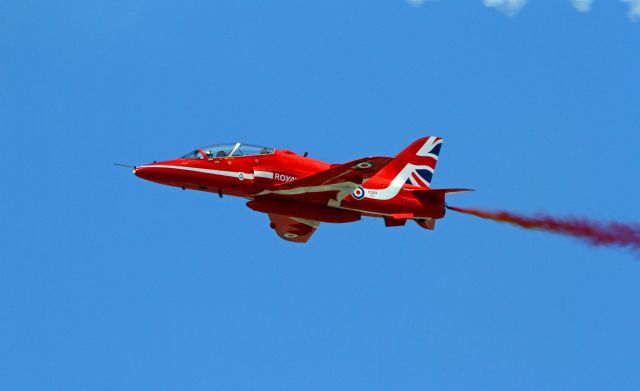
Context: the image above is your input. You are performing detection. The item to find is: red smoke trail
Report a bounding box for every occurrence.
[447,206,640,251]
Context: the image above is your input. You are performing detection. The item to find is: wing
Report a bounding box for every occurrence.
[276,156,392,190]
[256,156,392,204]
[268,214,320,243]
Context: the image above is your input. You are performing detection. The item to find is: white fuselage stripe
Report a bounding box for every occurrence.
[362,163,433,200]
[138,164,255,179]
[140,165,435,219]
[254,171,274,179]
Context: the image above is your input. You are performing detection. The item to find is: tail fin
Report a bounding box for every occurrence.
[367,136,443,189]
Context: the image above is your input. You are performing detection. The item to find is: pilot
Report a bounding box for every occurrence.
[216,150,227,157]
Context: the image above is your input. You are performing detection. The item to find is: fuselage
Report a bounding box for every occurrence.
[133,145,446,224]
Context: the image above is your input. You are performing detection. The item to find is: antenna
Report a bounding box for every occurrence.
[113,163,135,168]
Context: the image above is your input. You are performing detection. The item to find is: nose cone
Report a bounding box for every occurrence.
[134,163,163,182]
[133,165,146,179]
[134,160,185,186]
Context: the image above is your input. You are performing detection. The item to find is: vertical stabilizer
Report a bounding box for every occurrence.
[362,137,443,200]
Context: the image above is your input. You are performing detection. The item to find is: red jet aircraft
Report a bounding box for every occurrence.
[132,137,470,243]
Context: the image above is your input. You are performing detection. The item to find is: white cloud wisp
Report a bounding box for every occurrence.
[571,0,593,12]
[483,0,527,16]
[405,0,434,7]
[622,0,640,21]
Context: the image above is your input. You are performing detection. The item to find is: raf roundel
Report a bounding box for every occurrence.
[352,186,366,200]
[355,161,373,169]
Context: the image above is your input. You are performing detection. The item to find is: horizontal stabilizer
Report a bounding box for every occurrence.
[411,188,474,205]
[411,188,474,199]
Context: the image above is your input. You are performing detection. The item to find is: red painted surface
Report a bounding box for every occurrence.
[133,138,471,242]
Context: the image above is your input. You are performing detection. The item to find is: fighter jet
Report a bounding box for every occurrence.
[131,137,470,242]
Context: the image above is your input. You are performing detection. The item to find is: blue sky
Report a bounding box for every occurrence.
[1,1,639,389]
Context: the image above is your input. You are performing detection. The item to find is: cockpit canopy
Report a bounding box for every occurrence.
[182,143,275,159]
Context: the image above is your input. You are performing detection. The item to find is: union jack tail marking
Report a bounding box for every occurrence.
[361,136,443,200]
